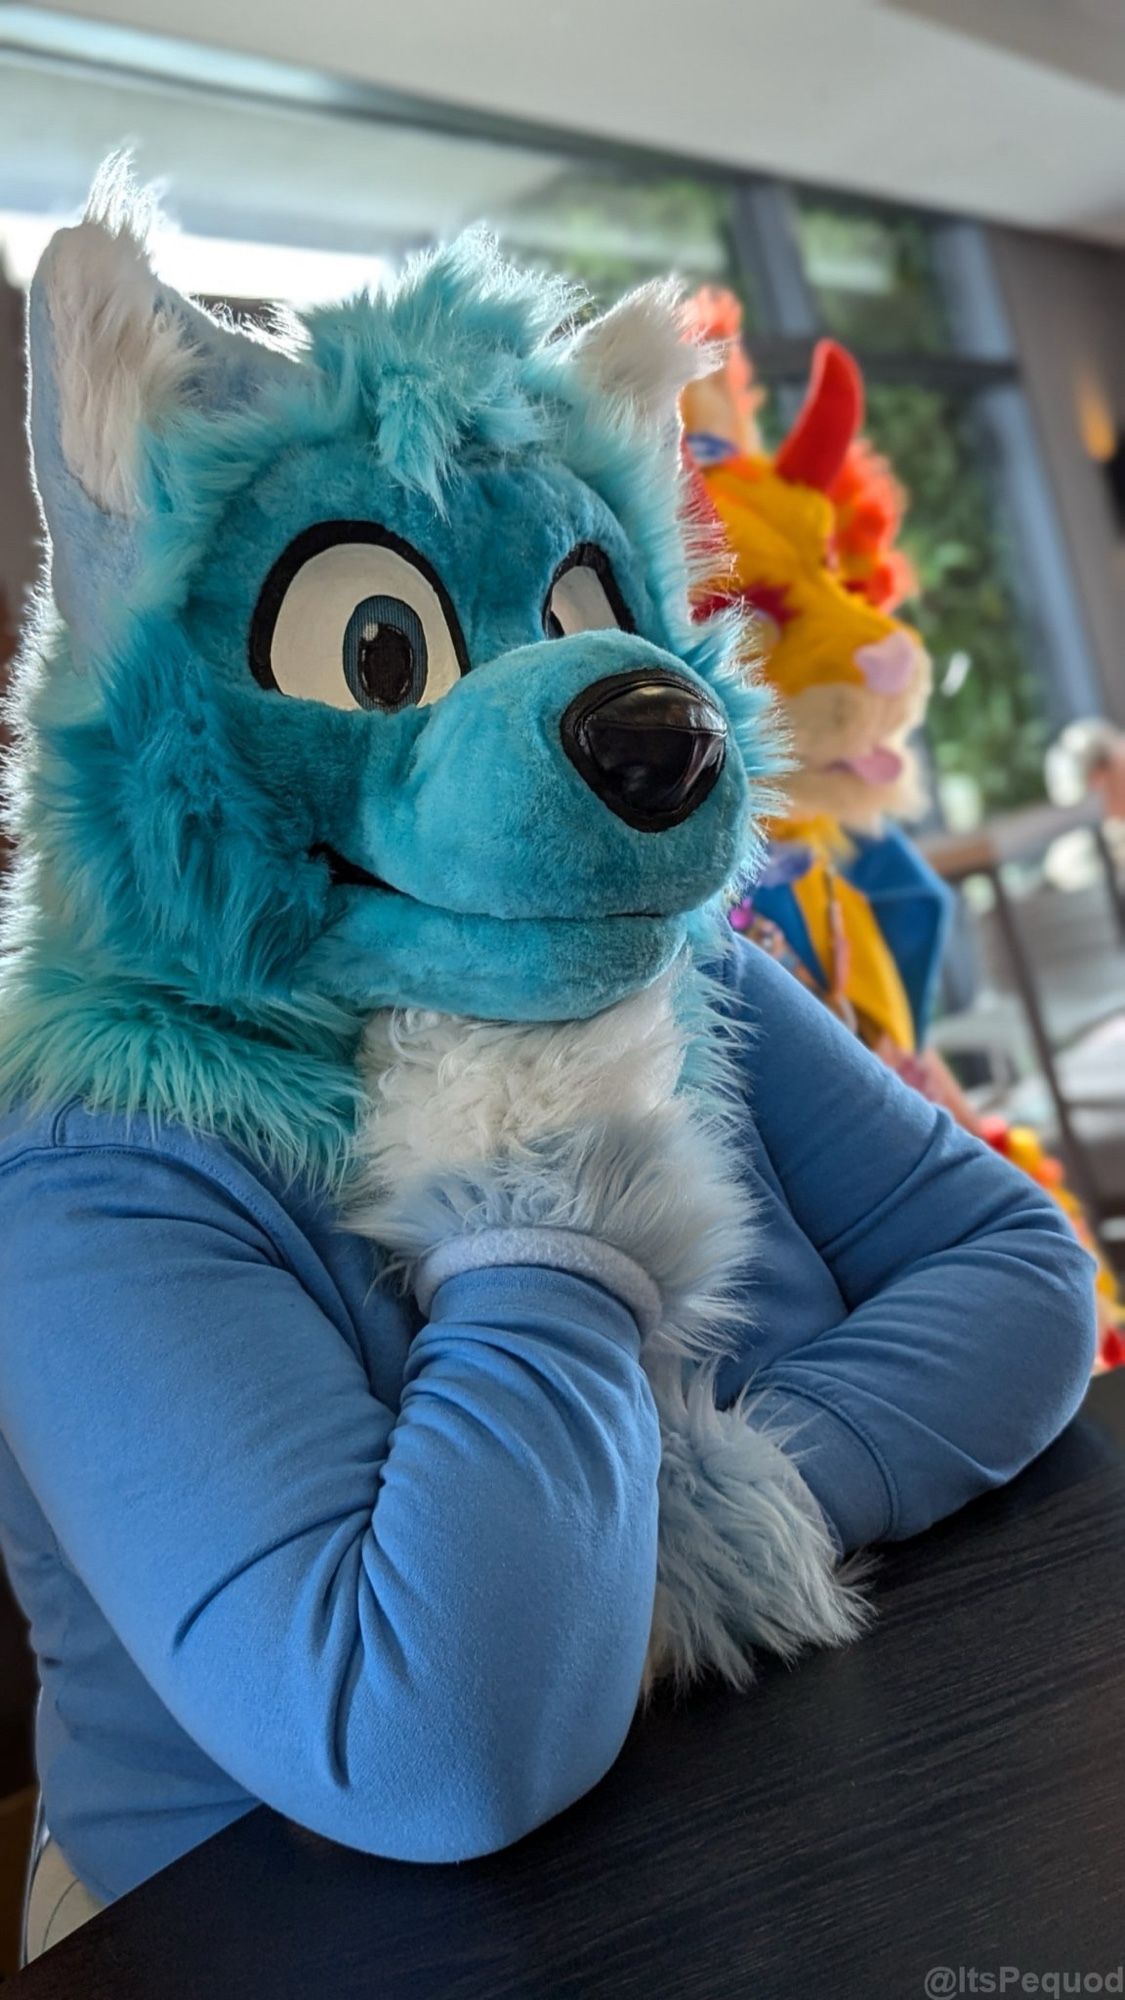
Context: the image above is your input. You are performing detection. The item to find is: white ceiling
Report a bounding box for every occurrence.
[10,0,1125,244]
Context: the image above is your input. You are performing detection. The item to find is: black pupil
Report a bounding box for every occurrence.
[357,625,415,709]
[343,594,427,711]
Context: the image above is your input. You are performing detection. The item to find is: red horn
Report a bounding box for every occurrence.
[774,339,864,492]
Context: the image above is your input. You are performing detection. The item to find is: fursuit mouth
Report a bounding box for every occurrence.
[825,745,905,786]
[311,843,667,921]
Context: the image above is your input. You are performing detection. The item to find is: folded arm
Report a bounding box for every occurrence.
[724,939,1097,1550]
[0,1142,660,1861]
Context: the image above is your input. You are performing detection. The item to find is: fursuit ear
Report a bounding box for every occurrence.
[28,162,299,646]
[568,278,715,432]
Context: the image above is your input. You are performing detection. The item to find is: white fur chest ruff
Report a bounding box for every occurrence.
[349,968,866,1687]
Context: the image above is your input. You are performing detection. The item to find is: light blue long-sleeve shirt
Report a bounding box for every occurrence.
[0,940,1096,1902]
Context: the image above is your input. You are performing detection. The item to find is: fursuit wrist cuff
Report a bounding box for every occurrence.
[414,1227,662,1336]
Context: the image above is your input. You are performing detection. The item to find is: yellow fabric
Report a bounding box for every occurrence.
[791,852,916,1055]
[768,812,839,851]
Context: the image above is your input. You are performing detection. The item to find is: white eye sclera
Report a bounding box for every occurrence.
[544,543,635,641]
[250,523,468,713]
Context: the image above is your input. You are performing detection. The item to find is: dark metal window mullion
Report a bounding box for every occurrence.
[728,178,820,341]
[937,220,1106,728]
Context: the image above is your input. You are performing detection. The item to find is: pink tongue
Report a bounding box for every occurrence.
[840,746,904,785]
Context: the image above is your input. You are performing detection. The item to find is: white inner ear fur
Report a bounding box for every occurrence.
[38,209,199,519]
[570,278,717,430]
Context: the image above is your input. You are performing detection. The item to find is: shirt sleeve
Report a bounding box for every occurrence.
[0,1140,660,1863]
[723,938,1098,1551]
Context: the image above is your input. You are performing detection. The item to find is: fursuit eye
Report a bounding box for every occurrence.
[543,544,636,641]
[249,521,469,712]
[343,597,425,711]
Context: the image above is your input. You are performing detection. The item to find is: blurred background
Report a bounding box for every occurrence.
[0,1,1123,1952]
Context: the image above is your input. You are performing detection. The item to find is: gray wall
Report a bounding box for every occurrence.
[989,225,1125,727]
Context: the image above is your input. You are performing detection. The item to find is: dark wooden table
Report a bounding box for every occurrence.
[15,1373,1125,1999]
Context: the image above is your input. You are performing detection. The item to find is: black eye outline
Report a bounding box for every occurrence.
[249,519,471,701]
[542,542,637,641]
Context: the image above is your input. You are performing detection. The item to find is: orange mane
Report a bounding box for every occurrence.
[679,286,764,456]
[829,441,918,614]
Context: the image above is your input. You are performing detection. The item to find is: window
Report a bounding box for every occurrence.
[0,49,743,312]
[490,167,746,313]
[792,197,952,354]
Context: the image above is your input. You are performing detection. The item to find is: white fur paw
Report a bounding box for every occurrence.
[645,1374,871,1691]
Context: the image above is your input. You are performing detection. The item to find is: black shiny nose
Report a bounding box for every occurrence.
[561,670,728,831]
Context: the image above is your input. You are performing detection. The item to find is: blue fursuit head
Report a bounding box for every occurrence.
[2,164,865,1684]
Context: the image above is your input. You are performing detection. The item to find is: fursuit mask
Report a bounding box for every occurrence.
[681,288,932,836]
[3,174,775,1180]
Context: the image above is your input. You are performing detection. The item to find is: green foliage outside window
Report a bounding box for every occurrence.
[793,199,951,355]
[496,167,747,312]
[863,385,1051,817]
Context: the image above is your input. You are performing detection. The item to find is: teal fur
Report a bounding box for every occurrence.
[3,205,780,1189]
